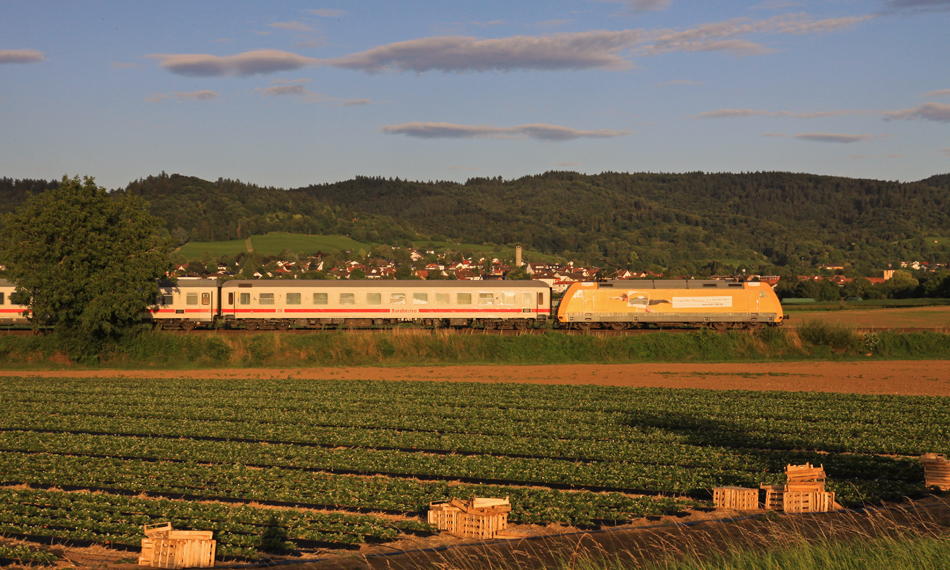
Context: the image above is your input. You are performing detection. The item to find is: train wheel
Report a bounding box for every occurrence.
[245,321,259,331]
[577,322,592,333]
[514,320,528,332]
[746,322,763,332]
[711,322,728,332]
[275,321,290,331]
[609,322,626,331]
[483,321,496,331]
[180,321,197,332]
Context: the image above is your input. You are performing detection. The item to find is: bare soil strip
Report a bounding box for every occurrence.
[3,360,950,396]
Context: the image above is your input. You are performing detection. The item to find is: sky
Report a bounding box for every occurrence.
[1,0,949,190]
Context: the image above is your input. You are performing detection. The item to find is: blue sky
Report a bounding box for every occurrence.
[1,0,948,190]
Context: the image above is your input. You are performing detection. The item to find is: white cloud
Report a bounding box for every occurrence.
[691,108,871,119]
[341,98,373,106]
[883,102,950,122]
[942,148,950,157]
[270,22,313,33]
[149,12,875,79]
[921,89,950,98]
[147,49,319,77]
[257,85,308,96]
[255,81,327,102]
[751,0,805,10]
[174,90,219,101]
[625,0,672,12]
[639,14,873,57]
[322,31,643,73]
[144,90,220,103]
[309,9,347,17]
[0,49,45,64]
[792,133,875,143]
[883,0,950,11]
[595,0,671,14]
[382,122,632,141]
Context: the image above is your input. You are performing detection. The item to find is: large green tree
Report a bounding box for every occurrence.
[0,175,172,357]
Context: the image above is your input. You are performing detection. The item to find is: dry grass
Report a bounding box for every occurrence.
[337,498,950,570]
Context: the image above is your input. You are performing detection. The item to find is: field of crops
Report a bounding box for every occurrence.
[0,376,947,561]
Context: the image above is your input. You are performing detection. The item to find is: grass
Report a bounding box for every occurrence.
[176,232,377,259]
[176,238,248,258]
[382,500,950,570]
[2,324,949,368]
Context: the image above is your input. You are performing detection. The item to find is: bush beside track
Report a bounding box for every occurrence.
[1,323,949,368]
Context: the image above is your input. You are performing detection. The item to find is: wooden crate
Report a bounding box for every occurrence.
[783,489,836,514]
[139,524,216,569]
[785,463,826,488]
[760,484,784,511]
[713,487,758,511]
[458,510,509,540]
[921,453,950,491]
[428,497,511,539]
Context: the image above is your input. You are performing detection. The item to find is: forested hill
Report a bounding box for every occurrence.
[296,171,950,273]
[2,171,949,274]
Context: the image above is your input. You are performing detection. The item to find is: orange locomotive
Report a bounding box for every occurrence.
[556,280,784,331]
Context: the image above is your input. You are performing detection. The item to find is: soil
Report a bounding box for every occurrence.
[3,360,950,396]
[3,362,949,568]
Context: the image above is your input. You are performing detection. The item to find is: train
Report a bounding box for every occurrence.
[557,279,785,331]
[2,277,784,331]
[146,279,552,331]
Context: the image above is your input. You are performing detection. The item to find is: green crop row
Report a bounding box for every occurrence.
[0,452,699,526]
[0,488,427,558]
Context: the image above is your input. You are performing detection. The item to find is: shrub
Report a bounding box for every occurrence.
[796,320,858,352]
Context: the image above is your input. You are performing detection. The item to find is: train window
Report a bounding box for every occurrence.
[499,293,516,305]
[435,293,449,305]
[314,292,328,305]
[240,293,250,305]
[391,293,406,305]
[260,293,275,305]
[340,293,355,305]
[759,291,767,298]
[413,293,428,305]
[523,293,532,305]
[162,294,173,305]
[228,292,234,305]
[538,292,544,305]
[287,293,301,305]
[367,292,382,305]
[478,293,493,306]
[201,293,211,306]
[0,293,4,305]
[186,293,198,305]
[457,293,472,305]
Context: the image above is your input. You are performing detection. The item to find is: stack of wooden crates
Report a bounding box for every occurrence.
[921,453,950,490]
[428,497,511,539]
[761,463,839,514]
[139,523,216,569]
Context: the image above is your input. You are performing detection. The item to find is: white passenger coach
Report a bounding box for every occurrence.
[219,280,551,330]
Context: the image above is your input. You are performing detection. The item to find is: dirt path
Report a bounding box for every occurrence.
[3,360,949,396]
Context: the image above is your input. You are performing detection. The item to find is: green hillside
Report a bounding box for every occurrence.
[3,171,950,276]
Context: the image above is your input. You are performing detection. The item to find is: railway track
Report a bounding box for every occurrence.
[2,326,948,337]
